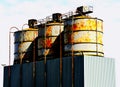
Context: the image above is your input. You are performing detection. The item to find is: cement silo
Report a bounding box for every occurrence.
[64,6,104,57]
[37,13,64,60]
[14,19,38,64]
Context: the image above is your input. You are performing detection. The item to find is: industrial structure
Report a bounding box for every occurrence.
[3,6,115,87]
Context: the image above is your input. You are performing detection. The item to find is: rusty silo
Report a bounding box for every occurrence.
[14,19,38,64]
[64,6,104,57]
[37,13,64,60]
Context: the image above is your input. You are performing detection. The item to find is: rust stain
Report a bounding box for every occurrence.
[73,24,78,30]
[46,26,52,36]
[46,38,52,48]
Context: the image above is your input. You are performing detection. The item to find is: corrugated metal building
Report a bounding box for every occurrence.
[4,56,115,87]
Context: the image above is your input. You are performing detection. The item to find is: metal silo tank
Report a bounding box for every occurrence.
[64,16,104,57]
[14,19,38,64]
[38,13,64,60]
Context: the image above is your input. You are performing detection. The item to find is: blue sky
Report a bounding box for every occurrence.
[0,0,120,87]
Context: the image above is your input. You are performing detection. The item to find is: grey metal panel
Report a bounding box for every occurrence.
[74,56,84,87]
[36,61,45,87]
[10,64,20,87]
[62,57,72,87]
[84,56,115,87]
[22,63,33,87]
[3,66,9,87]
[46,58,60,87]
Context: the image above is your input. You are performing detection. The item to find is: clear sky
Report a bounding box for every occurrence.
[0,0,120,87]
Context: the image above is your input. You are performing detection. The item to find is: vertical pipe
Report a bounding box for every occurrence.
[20,23,28,64]
[20,30,23,64]
[20,61,22,87]
[19,24,29,87]
[8,31,11,87]
[60,23,62,87]
[71,13,74,87]
[21,25,25,87]
[9,27,19,87]
[44,19,47,87]
[96,18,98,56]
[33,36,36,87]
[19,27,24,87]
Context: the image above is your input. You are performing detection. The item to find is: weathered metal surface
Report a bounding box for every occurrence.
[38,49,53,58]
[38,22,63,59]
[14,52,33,62]
[65,44,103,52]
[64,18,103,32]
[14,42,33,53]
[38,37,57,48]
[64,31,103,44]
[38,24,63,36]
[14,29,38,42]
[14,29,38,63]
[64,17,104,56]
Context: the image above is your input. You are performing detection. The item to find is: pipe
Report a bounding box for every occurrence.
[9,27,19,66]
[9,26,19,87]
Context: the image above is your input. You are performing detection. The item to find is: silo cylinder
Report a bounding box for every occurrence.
[14,19,38,64]
[64,16,104,57]
[38,13,64,60]
[38,22,64,60]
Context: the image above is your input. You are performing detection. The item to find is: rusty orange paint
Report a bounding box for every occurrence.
[46,38,52,48]
[46,26,52,36]
[73,24,78,30]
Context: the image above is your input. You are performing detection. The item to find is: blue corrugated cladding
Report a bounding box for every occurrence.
[10,64,20,87]
[22,63,33,87]
[36,61,45,87]
[46,58,60,87]
[74,56,84,87]
[62,57,72,87]
[3,67,9,87]
[3,56,115,87]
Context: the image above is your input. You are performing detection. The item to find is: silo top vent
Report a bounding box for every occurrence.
[76,6,93,15]
[28,19,37,28]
